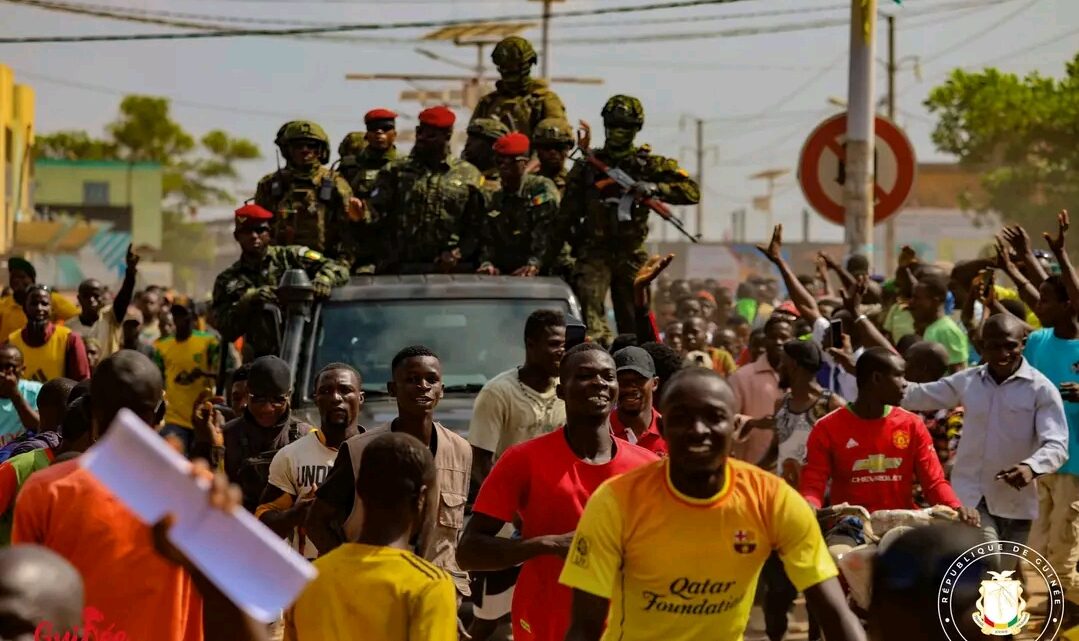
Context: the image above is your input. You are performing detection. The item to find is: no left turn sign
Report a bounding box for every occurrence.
[798,113,916,225]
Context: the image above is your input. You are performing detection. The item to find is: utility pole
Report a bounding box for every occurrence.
[529,0,563,79]
[884,13,897,271]
[845,0,877,268]
[680,115,717,241]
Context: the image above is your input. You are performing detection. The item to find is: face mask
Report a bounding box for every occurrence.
[604,126,637,154]
[498,66,531,92]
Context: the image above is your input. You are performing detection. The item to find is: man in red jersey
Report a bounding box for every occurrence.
[799,347,978,544]
[456,343,657,641]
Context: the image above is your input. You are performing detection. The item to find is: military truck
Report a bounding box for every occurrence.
[274,272,580,434]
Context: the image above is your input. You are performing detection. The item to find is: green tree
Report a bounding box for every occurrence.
[34,95,261,292]
[924,54,1079,241]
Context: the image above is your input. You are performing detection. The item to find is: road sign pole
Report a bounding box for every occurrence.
[845,0,877,269]
[884,14,898,272]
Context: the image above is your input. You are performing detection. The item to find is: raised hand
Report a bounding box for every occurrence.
[126,244,140,271]
[1044,209,1070,257]
[576,120,593,151]
[757,224,783,263]
[634,254,675,289]
[1002,225,1033,257]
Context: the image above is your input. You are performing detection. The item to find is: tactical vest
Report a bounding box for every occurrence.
[267,169,335,250]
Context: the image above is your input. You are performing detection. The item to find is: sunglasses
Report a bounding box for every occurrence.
[368,124,395,133]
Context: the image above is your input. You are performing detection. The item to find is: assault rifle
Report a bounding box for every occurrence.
[573,145,700,243]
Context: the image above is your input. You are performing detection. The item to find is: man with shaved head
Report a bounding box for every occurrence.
[0,544,84,640]
[12,350,206,641]
[904,313,1069,569]
[560,367,866,641]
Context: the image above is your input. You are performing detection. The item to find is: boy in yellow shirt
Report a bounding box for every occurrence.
[284,432,457,641]
[559,367,866,641]
[152,301,220,456]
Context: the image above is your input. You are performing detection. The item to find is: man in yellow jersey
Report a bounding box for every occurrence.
[284,431,457,641]
[152,300,221,456]
[0,258,78,341]
[7,286,90,383]
[559,367,866,641]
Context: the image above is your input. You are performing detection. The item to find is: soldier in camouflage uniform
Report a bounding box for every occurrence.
[476,132,560,277]
[532,117,574,196]
[254,120,359,266]
[469,36,566,138]
[360,106,486,273]
[462,117,509,198]
[337,132,367,184]
[338,109,400,273]
[562,95,700,345]
[212,204,350,359]
[532,117,577,282]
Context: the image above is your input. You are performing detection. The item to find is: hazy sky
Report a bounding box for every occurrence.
[3,0,1077,241]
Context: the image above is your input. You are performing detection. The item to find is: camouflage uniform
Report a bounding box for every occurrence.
[336,132,368,186]
[562,96,700,344]
[366,154,486,272]
[254,121,355,265]
[532,118,575,280]
[465,118,509,200]
[478,173,561,274]
[469,37,566,138]
[212,245,349,358]
[343,145,398,273]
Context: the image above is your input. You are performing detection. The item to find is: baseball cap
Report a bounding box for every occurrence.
[783,339,822,372]
[613,346,656,378]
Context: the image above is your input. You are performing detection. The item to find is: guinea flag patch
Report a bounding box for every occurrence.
[733,529,757,554]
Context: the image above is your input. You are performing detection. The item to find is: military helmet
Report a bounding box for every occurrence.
[491,36,538,70]
[532,118,574,147]
[601,95,645,129]
[337,132,367,159]
[275,120,331,163]
[466,117,510,141]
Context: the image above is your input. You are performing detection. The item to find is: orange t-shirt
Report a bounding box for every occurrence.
[12,459,204,641]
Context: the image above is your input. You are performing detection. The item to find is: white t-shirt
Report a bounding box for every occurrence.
[267,430,337,559]
[467,367,566,459]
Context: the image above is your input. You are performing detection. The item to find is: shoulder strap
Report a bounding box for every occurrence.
[288,421,301,443]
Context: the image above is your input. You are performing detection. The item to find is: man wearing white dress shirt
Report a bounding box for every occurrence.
[902,314,1068,570]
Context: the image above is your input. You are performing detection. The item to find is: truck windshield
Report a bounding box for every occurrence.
[313,298,571,391]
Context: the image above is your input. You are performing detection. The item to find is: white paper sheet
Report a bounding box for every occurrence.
[79,408,317,622]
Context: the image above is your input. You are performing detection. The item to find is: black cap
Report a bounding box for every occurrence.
[7,257,35,280]
[613,346,656,378]
[248,356,293,396]
[783,339,822,372]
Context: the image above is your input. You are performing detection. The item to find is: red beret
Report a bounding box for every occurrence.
[234,203,273,223]
[364,108,398,124]
[493,132,530,157]
[418,106,456,129]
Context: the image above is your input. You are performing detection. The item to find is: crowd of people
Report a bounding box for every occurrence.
[1,32,1079,641]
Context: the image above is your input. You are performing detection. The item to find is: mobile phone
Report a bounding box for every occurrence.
[828,319,844,349]
[565,315,587,350]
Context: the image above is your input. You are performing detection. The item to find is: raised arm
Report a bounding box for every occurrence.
[632,254,674,344]
[818,251,857,293]
[112,244,139,324]
[995,235,1041,314]
[758,224,820,322]
[842,276,893,351]
[1044,210,1079,315]
[1003,224,1049,287]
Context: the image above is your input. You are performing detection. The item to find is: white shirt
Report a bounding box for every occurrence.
[811,316,861,402]
[467,367,566,459]
[266,430,336,558]
[902,359,1068,520]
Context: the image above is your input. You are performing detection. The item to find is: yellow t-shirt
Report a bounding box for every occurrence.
[152,331,219,428]
[283,543,458,641]
[0,292,79,341]
[9,325,71,383]
[558,458,837,641]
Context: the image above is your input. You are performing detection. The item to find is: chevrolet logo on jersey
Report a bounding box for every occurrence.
[851,454,903,473]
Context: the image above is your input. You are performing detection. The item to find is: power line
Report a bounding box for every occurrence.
[920,0,1038,64]
[0,0,753,43]
[12,68,365,125]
